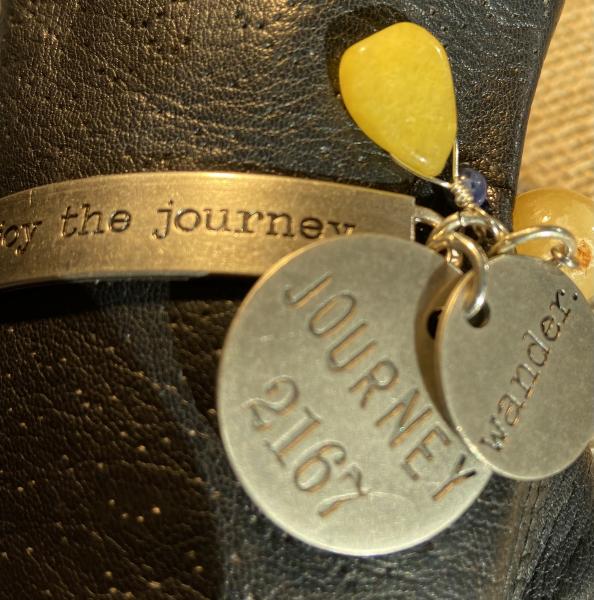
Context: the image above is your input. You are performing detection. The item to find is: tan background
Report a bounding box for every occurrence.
[517,0,593,449]
[519,0,594,197]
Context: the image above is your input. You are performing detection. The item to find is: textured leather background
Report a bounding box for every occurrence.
[0,1,593,598]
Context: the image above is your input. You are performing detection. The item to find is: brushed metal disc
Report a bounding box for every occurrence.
[217,235,490,556]
[437,255,594,481]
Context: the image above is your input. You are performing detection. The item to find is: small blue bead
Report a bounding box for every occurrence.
[460,167,487,206]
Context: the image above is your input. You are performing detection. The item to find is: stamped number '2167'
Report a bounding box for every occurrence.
[243,376,368,518]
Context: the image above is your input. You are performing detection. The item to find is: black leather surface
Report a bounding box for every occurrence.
[0,1,593,598]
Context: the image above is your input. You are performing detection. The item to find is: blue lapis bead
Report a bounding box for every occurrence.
[459,166,487,206]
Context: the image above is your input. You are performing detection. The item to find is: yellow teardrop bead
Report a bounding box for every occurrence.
[513,188,594,301]
[339,22,457,178]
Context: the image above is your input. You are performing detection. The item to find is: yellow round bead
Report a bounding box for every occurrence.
[339,22,457,178]
[513,188,594,301]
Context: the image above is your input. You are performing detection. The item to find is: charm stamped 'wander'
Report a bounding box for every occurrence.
[436,255,594,481]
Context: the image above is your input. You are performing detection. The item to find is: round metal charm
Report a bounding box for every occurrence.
[218,235,490,556]
[437,255,594,481]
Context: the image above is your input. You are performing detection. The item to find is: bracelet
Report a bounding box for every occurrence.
[0,171,437,290]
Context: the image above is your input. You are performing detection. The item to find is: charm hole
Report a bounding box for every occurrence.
[468,303,490,328]
[415,221,433,244]
[427,309,442,339]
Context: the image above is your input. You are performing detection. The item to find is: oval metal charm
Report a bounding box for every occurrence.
[437,255,594,481]
[218,235,490,556]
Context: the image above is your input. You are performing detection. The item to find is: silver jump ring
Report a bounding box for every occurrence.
[427,205,508,248]
[413,213,442,229]
[490,226,579,269]
[465,204,509,240]
[428,231,489,319]
[413,214,465,269]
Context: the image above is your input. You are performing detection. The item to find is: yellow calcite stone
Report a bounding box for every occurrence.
[513,188,594,301]
[339,22,457,178]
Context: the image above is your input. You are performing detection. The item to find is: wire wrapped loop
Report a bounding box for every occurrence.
[428,231,489,319]
[427,204,509,249]
[450,176,474,208]
[490,226,579,269]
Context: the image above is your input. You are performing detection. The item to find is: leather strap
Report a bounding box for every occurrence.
[3,2,592,599]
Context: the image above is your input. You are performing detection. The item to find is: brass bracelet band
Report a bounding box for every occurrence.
[0,172,438,290]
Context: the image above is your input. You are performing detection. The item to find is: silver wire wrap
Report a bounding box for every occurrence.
[428,231,489,319]
[450,176,475,208]
[401,138,581,319]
